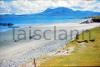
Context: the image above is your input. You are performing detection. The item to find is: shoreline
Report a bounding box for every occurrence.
[19,23,100,67]
[38,26,100,67]
[0,23,100,67]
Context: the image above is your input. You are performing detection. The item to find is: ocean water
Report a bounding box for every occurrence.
[0,15,86,24]
[0,16,87,32]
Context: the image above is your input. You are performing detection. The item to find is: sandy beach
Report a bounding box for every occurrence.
[0,23,100,67]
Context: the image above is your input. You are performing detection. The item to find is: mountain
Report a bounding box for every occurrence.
[1,7,100,18]
[0,7,100,24]
[35,7,100,18]
[38,7,74,16]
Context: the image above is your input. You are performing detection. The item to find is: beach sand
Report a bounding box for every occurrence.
[0,23,100,67]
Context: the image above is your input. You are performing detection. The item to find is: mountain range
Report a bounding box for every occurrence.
[0,7,100,23]
[36,7,100,18]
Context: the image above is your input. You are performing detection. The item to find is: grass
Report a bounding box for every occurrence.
[93,16,100,19]
[39,27,100,67]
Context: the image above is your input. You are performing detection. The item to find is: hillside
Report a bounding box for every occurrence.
[39,27,100,66]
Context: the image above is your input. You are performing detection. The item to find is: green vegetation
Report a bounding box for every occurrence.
[39,27,100,67]
[93,16,100,19]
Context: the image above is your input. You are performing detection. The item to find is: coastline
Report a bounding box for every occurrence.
[16,23,100,67]
[38,26,100,67]
[0,0,100,66]
[0,23,100,67]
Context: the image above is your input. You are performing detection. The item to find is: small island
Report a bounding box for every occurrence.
[0,23,14,27]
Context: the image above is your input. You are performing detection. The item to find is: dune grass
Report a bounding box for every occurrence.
[39,27,100,67]
[93,16,100,19]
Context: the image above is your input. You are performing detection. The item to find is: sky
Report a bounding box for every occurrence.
[0,0,100,15]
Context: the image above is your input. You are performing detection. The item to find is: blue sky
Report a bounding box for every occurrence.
[0,0,100,15]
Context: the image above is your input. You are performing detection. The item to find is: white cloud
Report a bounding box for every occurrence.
[0,0,100,15]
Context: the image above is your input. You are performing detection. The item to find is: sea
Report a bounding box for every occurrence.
[0,15,88,32]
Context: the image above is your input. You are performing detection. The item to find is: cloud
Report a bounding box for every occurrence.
[0,0,100,15]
